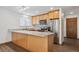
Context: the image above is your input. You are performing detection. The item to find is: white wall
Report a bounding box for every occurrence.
[0,7,25,44]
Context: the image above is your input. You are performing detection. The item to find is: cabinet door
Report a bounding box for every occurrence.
[42,13,49,20]
[39,14,43,20]
[39,14,48,20]
[39,14,48,24]
[32,16,39,25]
[53,10,59,19]
[12,32,18,44]
[32,16,36,25]
[36,16,40,24]
[16,34,28,49]
[48,11,54,20]
[12,32,28,49]
[49,10,59,20]
[27,35,43,52]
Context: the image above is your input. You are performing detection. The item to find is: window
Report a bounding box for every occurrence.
[20,15,32,26]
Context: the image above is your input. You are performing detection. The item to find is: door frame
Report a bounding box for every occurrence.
[66,16,77,39]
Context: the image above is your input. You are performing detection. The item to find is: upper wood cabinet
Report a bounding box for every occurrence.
[48,11,54,19]
[39,13,48,20]
[32,16,39,25]
[53,10,59,19]
[49,9,59,20]
[42,13,49,20]
[32,9,60,24]
[39,14,43,20]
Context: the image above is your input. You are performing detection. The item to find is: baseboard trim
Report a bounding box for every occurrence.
[12,42,30,52]
[64,37,79,40]
[0,41,12,45]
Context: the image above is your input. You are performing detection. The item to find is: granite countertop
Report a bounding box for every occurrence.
[11,30,54,37]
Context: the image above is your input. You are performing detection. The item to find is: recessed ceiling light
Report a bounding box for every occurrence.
[50,7,53,10]
[70,11,74,14]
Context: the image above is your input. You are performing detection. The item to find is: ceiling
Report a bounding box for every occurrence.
[1,6,79,16]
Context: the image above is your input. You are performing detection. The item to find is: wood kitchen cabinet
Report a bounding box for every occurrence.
[27,35,43,52]
[48,11,54,20]
[32,13,49,25]
[53,10,59,19]
[39,14,43,20]
[27,34,54,52]
[12,32,28,49]
[42,13,49,20]
[39,13,48,20]
[32,9,60,24]
[49,9,59,20]
[32,15,39,25]
[12,32,54,52]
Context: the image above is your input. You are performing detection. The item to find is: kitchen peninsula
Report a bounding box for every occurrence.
[12,30,54,52]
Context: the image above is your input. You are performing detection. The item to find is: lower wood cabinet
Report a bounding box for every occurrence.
[12,32,54,52]
[12,32,28,49]
[27,35,48,52]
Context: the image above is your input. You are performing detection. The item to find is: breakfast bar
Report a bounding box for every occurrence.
[12,30,54,52]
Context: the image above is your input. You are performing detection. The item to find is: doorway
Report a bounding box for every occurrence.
[66,17,77,39]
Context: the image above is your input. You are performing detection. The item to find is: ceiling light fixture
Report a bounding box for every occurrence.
[21,6,30,10]
[18,6,30,13]
[70,11,74,14]
[50,7,53,10]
